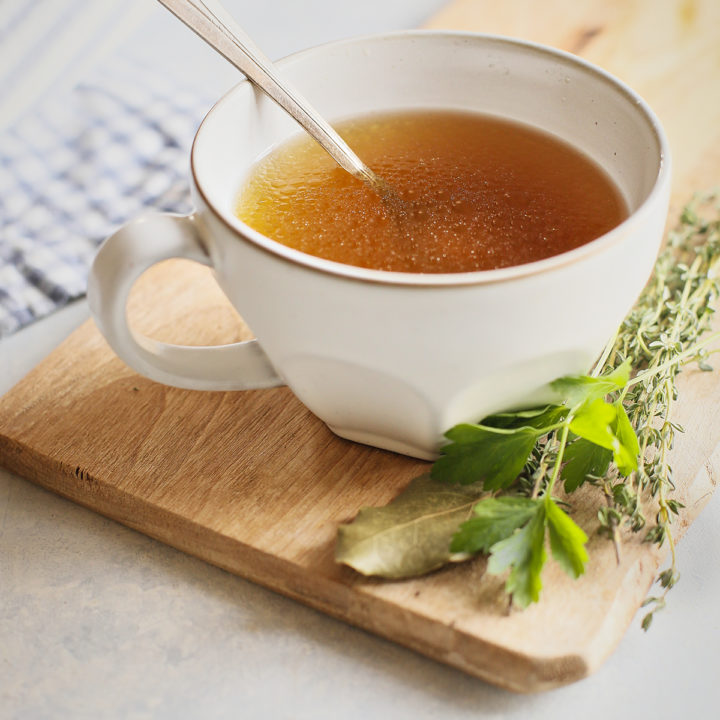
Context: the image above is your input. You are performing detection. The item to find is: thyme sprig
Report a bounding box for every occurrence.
[597,192,720,628]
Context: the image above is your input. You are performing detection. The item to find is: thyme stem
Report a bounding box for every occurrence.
[627,330,720,387]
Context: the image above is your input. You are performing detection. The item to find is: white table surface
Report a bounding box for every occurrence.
[2,2,719,718]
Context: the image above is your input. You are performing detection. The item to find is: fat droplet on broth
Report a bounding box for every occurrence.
[234,110,628,273]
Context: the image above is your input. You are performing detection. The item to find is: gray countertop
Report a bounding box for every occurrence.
[2,2,719,718]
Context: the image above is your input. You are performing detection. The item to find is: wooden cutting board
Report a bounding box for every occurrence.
[1,0,719,693]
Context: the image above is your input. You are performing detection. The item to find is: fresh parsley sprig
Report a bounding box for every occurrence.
[432,360,637,607]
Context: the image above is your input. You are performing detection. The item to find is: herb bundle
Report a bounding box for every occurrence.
[336,193,720,626]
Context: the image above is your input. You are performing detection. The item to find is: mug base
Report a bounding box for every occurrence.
[327,425,439,462]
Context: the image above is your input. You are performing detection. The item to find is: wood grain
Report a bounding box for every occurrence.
[1,0,719,693]
[426,0,720,211]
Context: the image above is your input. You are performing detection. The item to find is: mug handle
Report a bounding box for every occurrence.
[87,213,284,391]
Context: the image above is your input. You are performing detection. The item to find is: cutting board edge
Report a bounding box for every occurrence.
[0,433,595,692]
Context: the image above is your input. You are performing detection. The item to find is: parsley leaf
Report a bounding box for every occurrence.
[568,398,618,449]
[566,398,639,477]
[613,400,640,476]
[487,502,547,608]
[450,496,539,554]
[561,437,612,492]
[551,359,631,408]
[431,423,539,490]
[482,405,567,430]
[470,497,589,607]
[545,498,589,579]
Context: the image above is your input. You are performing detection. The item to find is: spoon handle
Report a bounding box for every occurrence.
[156,0,381,188]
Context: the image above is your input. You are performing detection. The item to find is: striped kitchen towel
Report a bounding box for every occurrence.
[0,1,214,337]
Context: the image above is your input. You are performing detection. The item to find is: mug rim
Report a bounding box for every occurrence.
[191,29,671,288]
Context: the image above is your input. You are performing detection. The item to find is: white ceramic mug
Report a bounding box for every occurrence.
[88,31,671,460]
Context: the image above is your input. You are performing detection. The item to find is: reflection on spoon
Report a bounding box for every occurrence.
[156,0,397,202]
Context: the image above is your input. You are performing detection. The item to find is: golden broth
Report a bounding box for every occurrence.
[235,110,627,273]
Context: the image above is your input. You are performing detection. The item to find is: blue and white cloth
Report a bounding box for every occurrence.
[0,1,215,336]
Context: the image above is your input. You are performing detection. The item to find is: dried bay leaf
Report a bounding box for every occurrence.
[335,474,487,578]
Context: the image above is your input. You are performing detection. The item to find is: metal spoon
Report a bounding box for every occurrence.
[156,0,391,197]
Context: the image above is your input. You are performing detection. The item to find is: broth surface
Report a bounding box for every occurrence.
[234,111,628,273]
